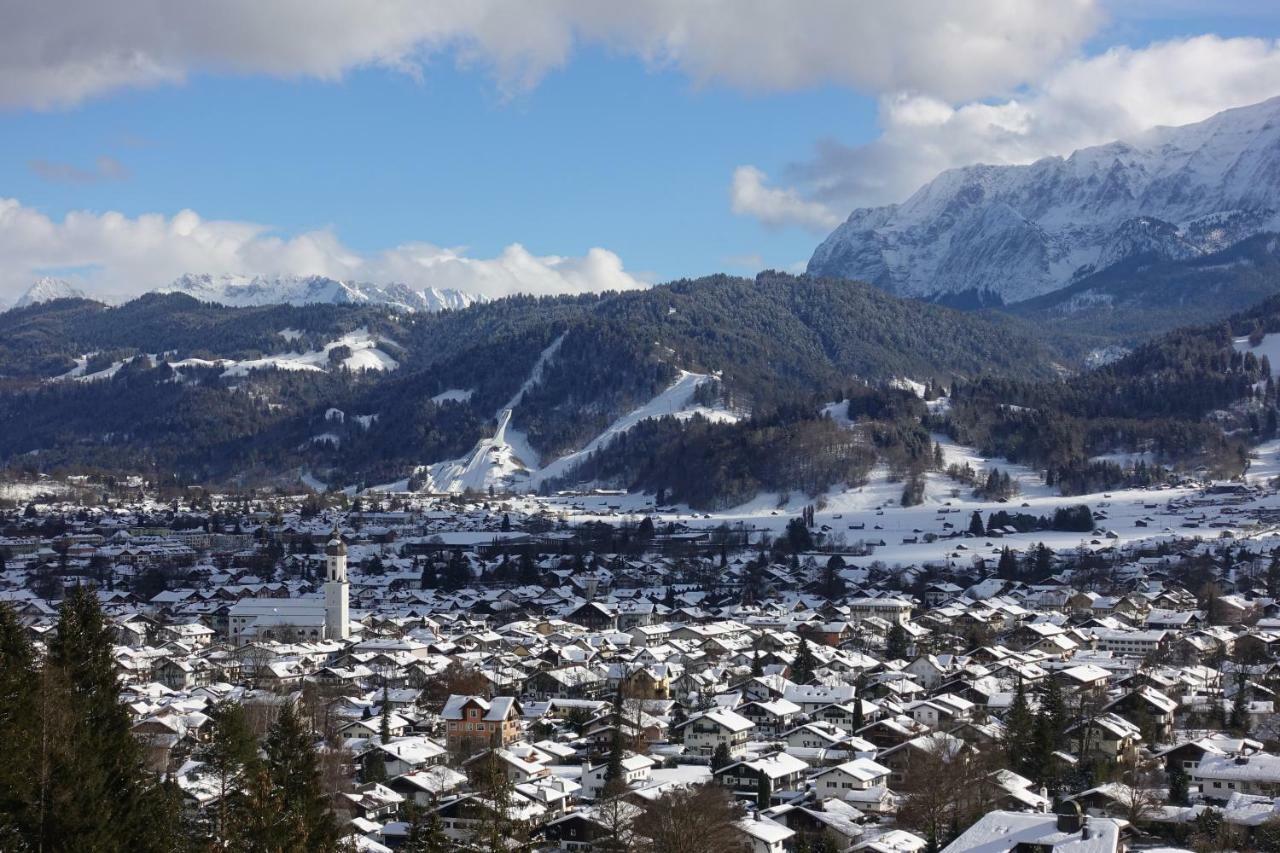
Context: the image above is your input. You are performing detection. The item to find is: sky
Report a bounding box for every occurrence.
[1,1,1279,303]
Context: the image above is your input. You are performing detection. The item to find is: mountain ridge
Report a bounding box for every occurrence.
[807,96,1280,304]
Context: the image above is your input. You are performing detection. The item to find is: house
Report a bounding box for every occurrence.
[580,753,656,799]
[942,805,1128,853]
[566,602,618,631]
[1066,713,1142,759]
[738,698,803,737]
[1104,687,1178,744]
[441,695,522,754]
[713,752,809,803]
[1194,753,1280,802]
[810,758,894,812]
[673,707,754,757]
[734,816,795,853]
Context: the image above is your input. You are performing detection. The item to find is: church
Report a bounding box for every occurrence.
[227,530,351,644]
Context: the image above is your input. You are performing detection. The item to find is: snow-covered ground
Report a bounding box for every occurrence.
[1235,333,1280,377]
[53,328,399,383]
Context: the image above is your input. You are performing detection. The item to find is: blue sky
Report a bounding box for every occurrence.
[0,1,1278,301]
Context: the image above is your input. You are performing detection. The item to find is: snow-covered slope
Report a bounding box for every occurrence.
[410,359,740,495]
[54,328,399,383]
[14,277,89,308]
[157,273,479,313]
[808,96,1280,304]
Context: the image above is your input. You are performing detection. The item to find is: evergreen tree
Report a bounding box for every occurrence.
[40,585,180,852]
[263,703,341,851]
[0,603,36,842]
[751,645,764,677]
[1168,765,1190,806]
[757,773,773,811]
[205,700,260,846]
[1004,680,1037,779]
[792,637,818,683]
[379,684,393,745]
[603,686,627,796]
[401,802,450,853]
[711,741,732,772]
[885,624,910,660]
[968,511,985,537]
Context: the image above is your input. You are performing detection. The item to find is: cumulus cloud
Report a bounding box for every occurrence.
[729,166,841,232]
[29,155,130,184]
[0,0,1101,108]
[745,35,1280,223]
[0,198,645,302]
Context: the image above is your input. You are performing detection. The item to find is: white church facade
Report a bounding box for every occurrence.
[227,530,351,644]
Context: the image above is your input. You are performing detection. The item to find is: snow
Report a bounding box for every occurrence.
[1234,334,1280,377]
[158,273,480,314]
[13,277,88,308]
[412,367,740,495]
[533,371,740,485]
[809,96,1280,302]
[431,388,475,404]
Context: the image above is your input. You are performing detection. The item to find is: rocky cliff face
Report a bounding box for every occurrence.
[807,97,1280,304]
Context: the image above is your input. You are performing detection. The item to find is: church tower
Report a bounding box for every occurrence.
[324,528,350,640]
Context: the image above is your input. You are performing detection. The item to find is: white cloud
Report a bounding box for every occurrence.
[0,0,1101,108]
[730,166,841,232]
[0,198,645,302]
[755,35,1280,221]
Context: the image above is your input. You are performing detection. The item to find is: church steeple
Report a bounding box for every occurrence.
[324,525,350,640]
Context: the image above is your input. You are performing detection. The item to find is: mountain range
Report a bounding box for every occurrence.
[158,273,480,313]
[7,273,479,315]
[807,96,1280,306]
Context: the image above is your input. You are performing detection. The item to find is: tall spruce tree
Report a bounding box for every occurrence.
[0,603,37,842]
[1004,680,1037,780]
[205,700,261,846]
[263,703,342,852]
[40,585,179,852]
[792,637,818,683]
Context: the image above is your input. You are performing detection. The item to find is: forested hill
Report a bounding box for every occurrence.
[1008,232,1280,349]
[0,273,1057,487]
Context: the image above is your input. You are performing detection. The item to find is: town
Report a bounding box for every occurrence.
[4,472,1280,853]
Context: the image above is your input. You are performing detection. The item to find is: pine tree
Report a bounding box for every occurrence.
[792,637,818,683]
[1168,765,1190,806]
[0,603,36,842]
[757,773,772,810]
[263,703,341,851]
[379,684,393,745]
[711,741,732,772]
[751,645,764,677]
[41,585,180,852]
[227,766,296,852]
[968,511,985,537]
[401,802,450,852]
[1004,680,1037,779]
[885,624,910,660]
[851,675,866,732]
[205,700,261,846]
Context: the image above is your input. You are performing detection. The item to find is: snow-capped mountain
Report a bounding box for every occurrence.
[157,273,480,313]
[807,96,1280,304]
[14,277,89,308]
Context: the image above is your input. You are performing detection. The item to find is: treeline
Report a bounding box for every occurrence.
[546,409,876,510]
[934,320,1265,488]
[0,293,396,381]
